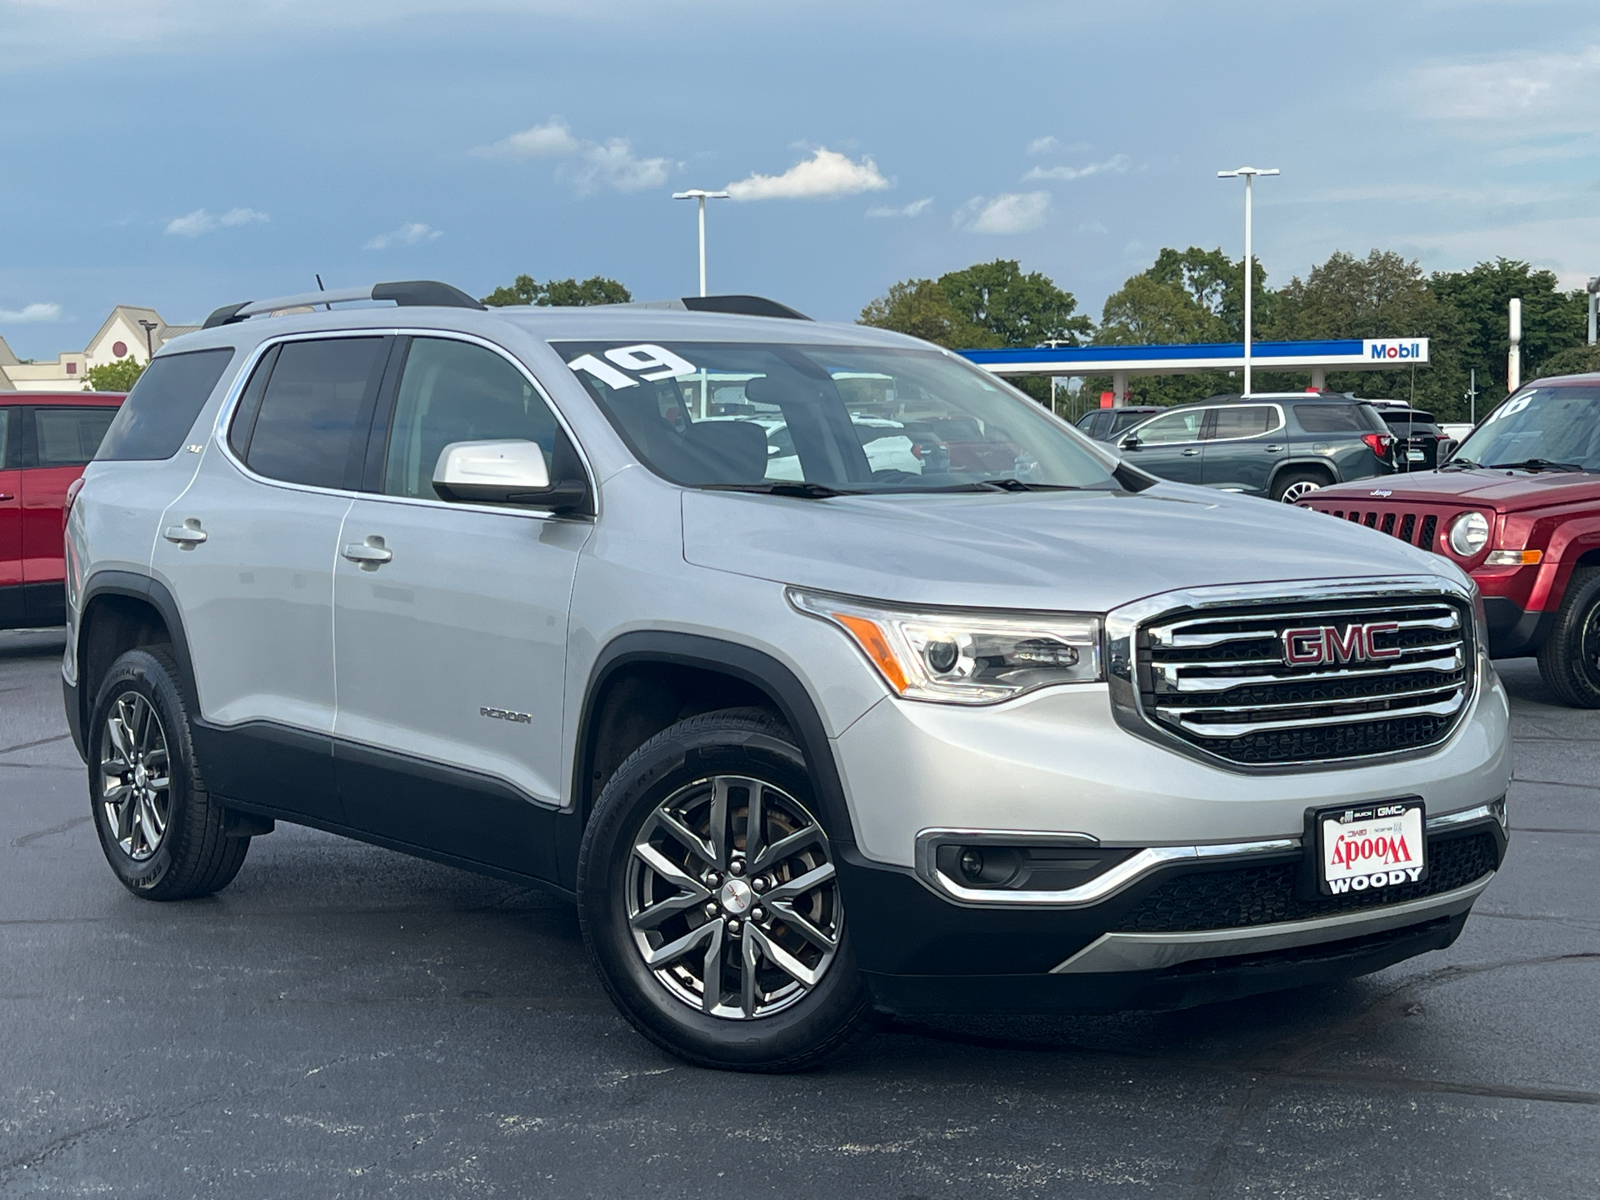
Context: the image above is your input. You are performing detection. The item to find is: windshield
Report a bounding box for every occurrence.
[553,341,1120,493]
[1452,386,1600,470]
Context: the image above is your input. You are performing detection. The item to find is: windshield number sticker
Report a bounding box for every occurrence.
[1485,393,1533,425]
[567,343,697,390]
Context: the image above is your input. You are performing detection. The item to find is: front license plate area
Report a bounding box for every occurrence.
[1314,800,1427,896]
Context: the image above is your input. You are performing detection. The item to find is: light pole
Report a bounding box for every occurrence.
[1217,166,1279,396]
[672,189,730,297]
[137,318,159,359]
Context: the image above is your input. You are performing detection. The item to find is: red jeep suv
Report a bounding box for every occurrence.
[1304,374,1600,707]
[0,391,124,629]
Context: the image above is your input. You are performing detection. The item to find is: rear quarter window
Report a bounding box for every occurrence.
[95,348,236,461]
[1293,404,1370,434]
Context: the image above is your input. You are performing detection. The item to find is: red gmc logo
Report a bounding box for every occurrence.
[1281,622,1401,666]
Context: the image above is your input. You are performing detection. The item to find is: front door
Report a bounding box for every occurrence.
[1201,403,1287,495]
[1117,407,1209,484]
[0,409,21,627]
[150,335,392,822]
[331,336,591,879]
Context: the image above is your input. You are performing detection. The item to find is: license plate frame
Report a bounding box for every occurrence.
[1310,799,1428,897]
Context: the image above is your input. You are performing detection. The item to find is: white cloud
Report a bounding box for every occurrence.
[364,222,443,250]
[473,116,581,160]
[165,206,269,237]
[474,117,671,193]
[726,147,890,201]
[1026,135,1063,155]
[1411,46,1600,125]
[866,197,933,218]
[0,302,64,324]
[955,192,1050,235]
[1076,219,1108,236]
[1023,154,1130,182]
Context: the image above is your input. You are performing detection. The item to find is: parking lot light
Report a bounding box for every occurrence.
[672,189,730,297]
[1217,166,1279,397]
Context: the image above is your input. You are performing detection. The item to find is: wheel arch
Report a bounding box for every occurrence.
[1269,458,1336,495]
[573,632,860,852]
[72,572,198,759]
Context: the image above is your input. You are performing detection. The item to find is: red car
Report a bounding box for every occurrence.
[1303,373,1600,707]
[0,391,124,629]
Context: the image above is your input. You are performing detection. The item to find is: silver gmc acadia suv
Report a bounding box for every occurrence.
[63,281,1511,1071]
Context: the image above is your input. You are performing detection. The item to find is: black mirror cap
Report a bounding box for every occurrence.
[1119,435,1140,450]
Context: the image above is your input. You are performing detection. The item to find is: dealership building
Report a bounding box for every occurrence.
[0,306,197,392]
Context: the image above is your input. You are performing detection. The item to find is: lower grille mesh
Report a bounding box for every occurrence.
[1113,831,1498,933]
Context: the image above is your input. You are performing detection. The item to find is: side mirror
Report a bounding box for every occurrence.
[1119,434,1140,451]
[432,440,587,511]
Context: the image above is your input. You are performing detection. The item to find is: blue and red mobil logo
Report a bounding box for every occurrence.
[1362,338,1430,362]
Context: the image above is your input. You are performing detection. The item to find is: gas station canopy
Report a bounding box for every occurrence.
[959,337,1429,402]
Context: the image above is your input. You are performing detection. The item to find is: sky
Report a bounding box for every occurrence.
[2,0,1599,359]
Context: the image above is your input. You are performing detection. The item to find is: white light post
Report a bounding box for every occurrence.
[672,189,730,297]
[1217,166,1279,397]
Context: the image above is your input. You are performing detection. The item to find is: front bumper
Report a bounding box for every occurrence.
[1482,594,1555,658]
[841,807,1505,1014]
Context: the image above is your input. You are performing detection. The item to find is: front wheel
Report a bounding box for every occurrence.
[1536,567,1600,707]
[577,708,867,1071]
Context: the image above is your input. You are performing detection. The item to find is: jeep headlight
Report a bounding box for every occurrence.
[789,588,1103,704]
[1448,511,1490,557]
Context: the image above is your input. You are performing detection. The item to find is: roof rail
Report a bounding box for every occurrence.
[619,295,811,321]
[202,280,486,329]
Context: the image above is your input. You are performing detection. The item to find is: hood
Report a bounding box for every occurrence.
[1319,466,1600,513]
[681,484,1459,612]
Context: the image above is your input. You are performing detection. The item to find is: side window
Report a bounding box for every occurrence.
[1209,404,1277,440]
[0,410,11,467]
[94,348,235,461]
[34,407,119,466]
[236,338,386,489]
[382,337,559,500]
[1132,408,1206,444]
[1294,404,1367,434]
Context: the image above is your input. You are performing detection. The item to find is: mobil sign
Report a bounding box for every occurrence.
[1362,338,1430,363]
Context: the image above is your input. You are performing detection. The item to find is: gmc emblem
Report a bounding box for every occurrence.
[1281,622,1401,666]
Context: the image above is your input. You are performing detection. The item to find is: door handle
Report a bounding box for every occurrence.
[0,493,12,502]
[342,537,393,570]
[163,519,207,548]
[1182,448,1200,457]
[1264,444,1285,452]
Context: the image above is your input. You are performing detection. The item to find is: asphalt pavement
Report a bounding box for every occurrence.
[1,628,1595,1199]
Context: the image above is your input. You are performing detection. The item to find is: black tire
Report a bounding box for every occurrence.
[1272,468,1330,503]
[87,648,250,899]
[577,707,868,1072]
[1536,567,1600,708]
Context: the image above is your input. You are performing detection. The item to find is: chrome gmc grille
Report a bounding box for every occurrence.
[1120,588,1474,768]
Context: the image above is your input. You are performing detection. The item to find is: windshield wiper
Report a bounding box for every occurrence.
[703,482,854,498]
[1439,457,1479,471]
[1486,458,1586,473]
[971,478,1084,492]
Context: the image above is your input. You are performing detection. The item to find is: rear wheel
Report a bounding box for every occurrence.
[88,648,250,899]
[1536,567,1600,708]
[577,708,867,1071]
[1273,470,1328,503]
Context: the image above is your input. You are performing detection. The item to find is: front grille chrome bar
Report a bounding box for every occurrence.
[1155,650,1464,693]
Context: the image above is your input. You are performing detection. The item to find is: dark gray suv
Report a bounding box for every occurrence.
[1116,393,1396,502]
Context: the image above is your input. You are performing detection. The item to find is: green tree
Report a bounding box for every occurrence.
[1429,259,1586,393]
[1525,342,1600,380]
[481,273,631,307]
[85,357,145,392]
[858,278,995,348]
[1264,250,1467,417]
[936,259,1093,348]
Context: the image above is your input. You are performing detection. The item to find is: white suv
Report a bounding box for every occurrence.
[63,281,1511,1070]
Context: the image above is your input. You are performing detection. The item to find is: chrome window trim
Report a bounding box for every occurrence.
[1104,575,1481,776]
[914,801,1503,909]
[209,328,600,521]
[1202,402,1286,444]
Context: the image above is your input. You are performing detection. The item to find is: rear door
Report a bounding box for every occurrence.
[1201,403,1286,495]
[0,407,22,626]
[21,402,120,623]
[1117,407,1209,484]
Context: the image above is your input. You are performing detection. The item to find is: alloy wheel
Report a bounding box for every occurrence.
[625,775,842,1020]
[99,692,172,862]
[1279,480,1322,503]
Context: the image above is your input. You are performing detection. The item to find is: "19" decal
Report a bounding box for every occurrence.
[567,344,697,390]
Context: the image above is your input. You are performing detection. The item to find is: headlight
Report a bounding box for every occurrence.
[1448,511,1490,557]
[788,588,1103,704]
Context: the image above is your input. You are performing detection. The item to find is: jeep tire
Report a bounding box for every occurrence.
[87,648,251,899]
[577,708,868,1071]
[1537,566,1600,708]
